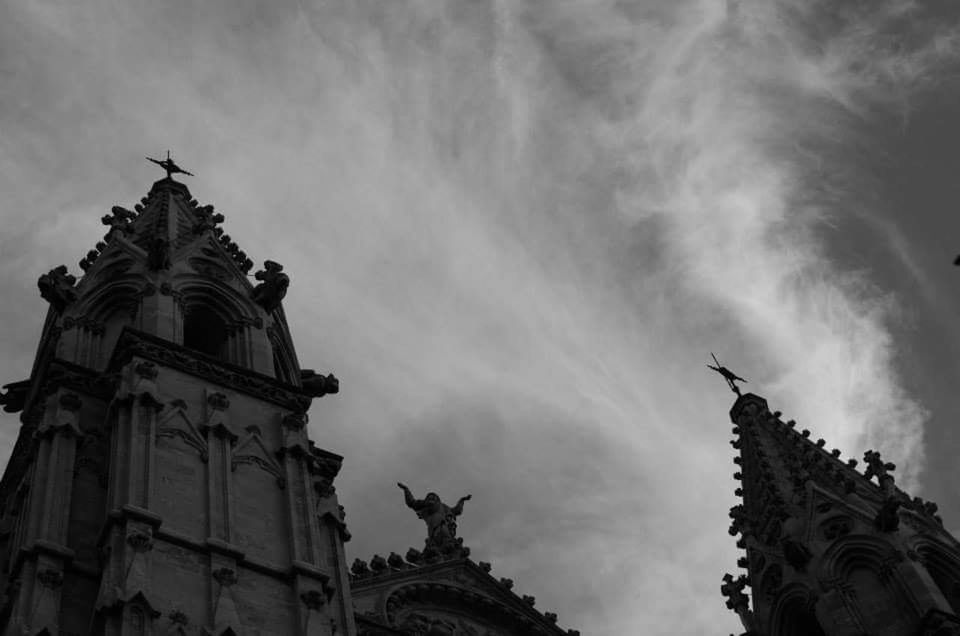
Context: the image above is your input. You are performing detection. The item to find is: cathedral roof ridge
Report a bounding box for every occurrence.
[349,553,579,635]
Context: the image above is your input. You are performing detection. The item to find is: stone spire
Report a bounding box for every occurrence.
[723,392,960,635]
[0,165,352,635]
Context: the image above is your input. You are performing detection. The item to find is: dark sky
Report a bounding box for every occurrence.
[2,1,960,633]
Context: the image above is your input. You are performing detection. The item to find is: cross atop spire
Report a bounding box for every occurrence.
[707,352,747,396]
[146,150,194,180]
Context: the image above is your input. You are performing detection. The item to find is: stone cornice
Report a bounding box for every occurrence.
[108,327,314,411]
[351,557,574,635]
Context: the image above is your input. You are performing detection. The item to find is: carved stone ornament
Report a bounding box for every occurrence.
[101,205,136,238]
[0,379,30,414]
[38,265,78,313]
[251,260,289,312]
[300,370,340,398]
[212,567,238,587]
[168,609,189,625]
[301,589,326,611]
[135,361,159,380]
[821,516,853,541]
[193,204,224,235]
[350,558,372,578]
[206,392,230,411]
[37,568,64,590]
[127,530,154,553]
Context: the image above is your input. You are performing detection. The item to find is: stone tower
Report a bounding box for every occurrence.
[723,392,960,635]
[0,172,353,635]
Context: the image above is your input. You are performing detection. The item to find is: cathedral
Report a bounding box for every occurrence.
[0,165,579,635]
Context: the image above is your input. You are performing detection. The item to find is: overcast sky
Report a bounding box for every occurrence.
[3,0,960,633]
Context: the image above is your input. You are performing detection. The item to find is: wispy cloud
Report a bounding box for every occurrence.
[0,0,958,634]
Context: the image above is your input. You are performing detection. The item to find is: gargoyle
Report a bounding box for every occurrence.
[38,265,77,313]
[0,379,30,413]
[301,370,339,397]
[251,260,289,312]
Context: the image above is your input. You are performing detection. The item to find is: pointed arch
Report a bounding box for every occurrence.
[820,534,922,629]
[64,276,147,368]
[911,537,960,614]
[769,583,825,636]
[174,277,260,366]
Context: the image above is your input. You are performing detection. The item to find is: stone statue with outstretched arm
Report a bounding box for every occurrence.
[397,482,471,551]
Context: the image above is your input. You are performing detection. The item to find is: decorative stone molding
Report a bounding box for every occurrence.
[109,328,312,411]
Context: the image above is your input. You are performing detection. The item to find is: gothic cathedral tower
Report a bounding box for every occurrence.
[0,170,353,635]
[722,392,960,636]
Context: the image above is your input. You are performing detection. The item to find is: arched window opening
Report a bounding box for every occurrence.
[776,599,826,636]
[921,549,960,614]
[183,306,227,359]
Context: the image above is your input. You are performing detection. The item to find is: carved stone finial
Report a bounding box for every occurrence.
[102,205,136,238]
[721,573,750,613]
[350,558,371,578]
[193,204,224,235]
[370,554,388,573]
[251,260,289,312]
[863,450,896,490]
[38,265,77,313]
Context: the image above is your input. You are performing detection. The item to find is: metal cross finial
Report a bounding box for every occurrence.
[708,352,747,396]
[146,150,195,179]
